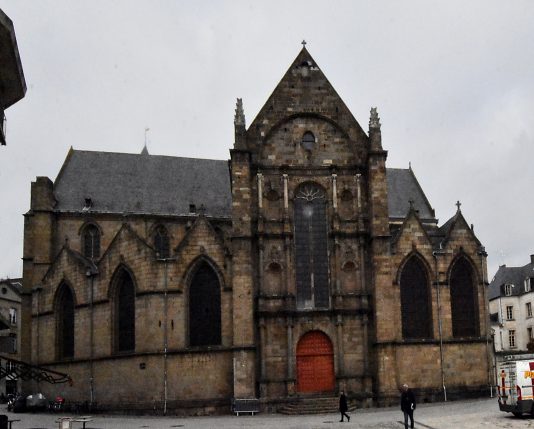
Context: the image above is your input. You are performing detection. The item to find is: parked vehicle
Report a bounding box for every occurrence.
[497,358,534,417]
[49,395,65,412]
[26,393,48,412]
[9,394,26,413]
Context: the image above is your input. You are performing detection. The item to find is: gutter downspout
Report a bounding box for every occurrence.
[433,250,447,401]
[86,268,96,408]
[157,256,175,416]
[34,285,43,392]
[478,247,492,397]
[163,259,168,416]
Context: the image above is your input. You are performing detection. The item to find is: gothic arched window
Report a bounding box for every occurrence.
[400,256,432,339]
[301,131,316,151]
[450,257,479,338]
[82,224,100,259]
[189,261,221,347]
[154,225,170,259]
[114,268,136,352]
[57,283,74,359]
[294,183,329,309]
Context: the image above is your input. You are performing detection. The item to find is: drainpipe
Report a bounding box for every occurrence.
[163,259,168,416]
[157,256,175,416]
[86,268,96,408]
[432,250,447,401]
[477,247,492,397]
[34,284,43,392]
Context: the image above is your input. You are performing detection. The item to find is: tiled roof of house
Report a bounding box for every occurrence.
[488,259,534,300]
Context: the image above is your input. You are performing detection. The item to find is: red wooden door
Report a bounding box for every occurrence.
[296,331,335,393]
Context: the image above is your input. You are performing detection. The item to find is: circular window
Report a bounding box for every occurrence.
[301,131,316,151]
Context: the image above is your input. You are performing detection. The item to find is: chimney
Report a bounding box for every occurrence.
[531,254,534,265]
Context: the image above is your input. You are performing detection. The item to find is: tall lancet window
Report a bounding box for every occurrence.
[82,224,100,259]
[400,255,432,339]
[114,268,136,352]
[294,183,329,309]
[154,225,170,259]
[450,257,479,338]
[57,283,75,359]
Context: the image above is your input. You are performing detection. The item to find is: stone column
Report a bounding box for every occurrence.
[336,315,344,379]
[286,316,295,395]
[257,173,263,211]
[283,174,289,213]
[332,173,338,210]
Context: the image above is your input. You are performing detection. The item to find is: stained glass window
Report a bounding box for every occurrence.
[450,258,479,337]
[294,183,329,309]
[189,262,221,346]
[58,283,74,359]
[400,256,432,339]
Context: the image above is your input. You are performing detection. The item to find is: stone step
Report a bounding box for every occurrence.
[278,397,358,415]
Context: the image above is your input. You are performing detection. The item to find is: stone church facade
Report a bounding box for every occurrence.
[21,47,491,413]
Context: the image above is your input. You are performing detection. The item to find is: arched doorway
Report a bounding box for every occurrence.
[296,331,335,393]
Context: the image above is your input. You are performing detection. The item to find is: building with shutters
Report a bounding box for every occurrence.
[0,278,21,396]
[0,7,26,146]
[489,255,534,353]
[21,46,491,413]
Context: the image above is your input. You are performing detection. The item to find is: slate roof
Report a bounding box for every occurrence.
[54,150,232,218]
[488,259,534,300]
[386,168,434,220]
[54,150,435,221]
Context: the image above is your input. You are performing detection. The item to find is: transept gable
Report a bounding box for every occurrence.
[439,208,481,251]
[97,222,154,264]
[39,246,93,313]
[41,245,97,286]
[392,207,433,255]
[174,215,227,259]
[246,47,368,151]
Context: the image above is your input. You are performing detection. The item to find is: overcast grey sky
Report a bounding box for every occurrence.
[1,0,533,280]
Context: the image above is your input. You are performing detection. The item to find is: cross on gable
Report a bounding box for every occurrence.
[301,40,307,47]
[456,200,461,211]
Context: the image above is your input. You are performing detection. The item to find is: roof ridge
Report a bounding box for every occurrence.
[70,148,227,163]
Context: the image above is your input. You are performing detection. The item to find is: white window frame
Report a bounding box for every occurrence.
[528,302,533,318]
[8,308,16,325]
[509,330,516,348]
[505,284,513,296]
[506,305,514,320]
[528,327,533,340]
[526,279,532,293]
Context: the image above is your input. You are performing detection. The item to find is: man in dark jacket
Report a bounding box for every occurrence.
[339,391,350,422]
[400,384,416,429]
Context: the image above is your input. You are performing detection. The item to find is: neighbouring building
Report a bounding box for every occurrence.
[0,278,22,395]
[489,255,534,354]
[0,7,26,145]
[21,46,491,413]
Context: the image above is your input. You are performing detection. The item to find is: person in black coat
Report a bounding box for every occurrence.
[339,390,350,422]
[400,384,416,429]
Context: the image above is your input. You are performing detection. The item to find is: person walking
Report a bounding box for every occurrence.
[339,390,350,422]
[400,383,416,429]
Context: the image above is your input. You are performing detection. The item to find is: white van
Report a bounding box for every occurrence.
[497,358,534,417]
